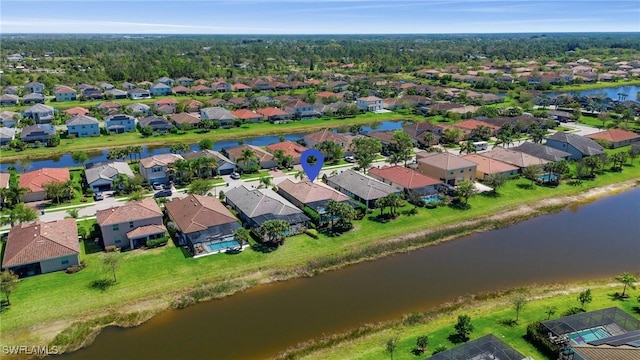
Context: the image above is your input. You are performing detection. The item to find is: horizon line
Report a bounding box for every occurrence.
[3,31,640,36]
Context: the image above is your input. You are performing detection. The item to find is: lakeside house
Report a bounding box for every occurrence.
[0,110,20,127]
[512,142,572,162]
[223,145,276,171]
[165,194,241,256]
[139,153,183,185]
[265,141,308,165]
[105,114,137,133]
[586,129,640,149]
[326,169,400,208]
[138,115,174,132]
[182,150,236,175]
[277,179,354,225]
[545,133,604,160]
[356,96,383,112]
[54,85,77,102]
[424,334,527,360]
[0,94,19,106]
[23,104,54,124]
[66,115,100,138]
[0,127,16,146]
[20,124,56,143]
[415,152,477,186]
[22,93,46,105]
[96,198,167,249]
[477,147,549,169]
[461,154,520,180]
[368,165,443,196]
[2,219,79,277]
[84,161,134,192]
[19,167,70,202]
[224,185,310,241]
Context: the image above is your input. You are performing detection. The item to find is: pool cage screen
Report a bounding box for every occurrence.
[541,307,640,338]
[425,334,527,360]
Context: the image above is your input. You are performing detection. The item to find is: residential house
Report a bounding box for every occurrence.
[96,198,166,249]
[232,83,251,92]
[19,167,70,202]
[105,114,137,133]
[84,161,134,192]
[0,173,9,207]
[128,88,151,99]
[150,83,172,96]
[227,97,249,108]
[231,109,263,123]
[154,98,178,114]
[303,129,350,149]
[183,150,236,175]
[81,86,103,100]
[20,124,56,144]
[165,195,241,255]
[105,88,128,99]
[479,147,549,169]
[424,334,527,360]
[223,145,276,171]
[0,127,16,146]
[257,107,289,122]
[461,154,519,180]
[200,107,237,127]
[0,110,20,127]
[327,81,349,91]
[266,141,308,165]
[25,81,45,94]
[211,81,231,92]
[2,219,79,277]
[155,77,174,86]
[2,86,20,95]
[170,113,200,128]
[277,179,354,225]
[548,110,575,122]
[182,99,203,112]
[120,82,136,90]
[402,123,441,146]
[316,91,341,102]
[125,102,151,115]
[54,86,77,102]
[206,98,228,107]
[0,94,19,106]
[545,133,604,160]
[249,79,272,91]
[224,185,310,241]
[356,96,383,112]
[368,166,443,196]
[138,115,174,132]
[176,77,193,87]
[64,107,90,117]
[327,169,400,208]
[512,142,572,162]
[415,152,477,186]
[284,99,319,119]
[139,153,184,184]
[366,131,397,148]
[6,54,23,62]
[98,82,115,90]
[23,104,54,124]
[22,92,46,104]
[451,119,501,139]
[66,115,100,138]
[97,101,122,115]
[586,129,640,149]
[172,86,191,95]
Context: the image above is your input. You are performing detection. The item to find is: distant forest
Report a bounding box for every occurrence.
[2,33,640,86]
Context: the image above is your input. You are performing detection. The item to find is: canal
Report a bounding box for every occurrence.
[60,188,640,359]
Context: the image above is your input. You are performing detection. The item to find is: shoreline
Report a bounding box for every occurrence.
[3,179,636,359]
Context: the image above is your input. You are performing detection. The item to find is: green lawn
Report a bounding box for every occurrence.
[240,170,271,180]
[42,169,95,210]
[296,284,640,360]
[2,147,639,348]
[551,78,640,93]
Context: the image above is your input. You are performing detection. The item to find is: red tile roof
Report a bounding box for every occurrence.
[54,85,76,94]
[64,107,90,116]
[96,198,163,226]
[369,166,441,190]
[165,194,238,234]
[257,107,287,117]
[0,173,9,188]
[452,119,501,131]
[231,109,263,120]
[316,91,339,99]
[461,154,519,174]
[19,168,70,193]
[586,129,640,143]
[155,98,178,106]
[171,113,200,125]
[304,129,349,145]
[266,141,308,159]
[126,224,167,239]
[232,83,251,91]
[3,219,79,268]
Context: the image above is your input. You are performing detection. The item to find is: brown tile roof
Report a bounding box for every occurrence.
[232,83,251,91]
[126,224,167,239]
[257,107,287,117]
[480,147,549,168]
[171,85,191,93]
[97,101,121,110]
[170,113,200,125]
[586,129,640,143]
[64,107,90,116]
[182,99,203,111]
[19,168,70,193]
[461,154,519,174]
[358,96,382,102]
[225,145,273,163]
[231,109,263,120]
[369,166,441,189]
[452,119,501,131]
[266,141,307,159]
[96,198,163,226]
[572,345,640,360]
[0,173,10,188]
[54,85,76,94]
[316,91,340,99]
[192,85,211,92]
[155,98,178,106]
[165,194,238,234]
[139,153,184,169]
[367,131,396,144]
[304,129,349,145]
[417,153,478,170]
[278,179,351,205]
[3,219,79,268]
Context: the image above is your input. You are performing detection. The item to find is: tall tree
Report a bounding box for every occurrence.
[0,203,39,227]
[198,138,214,151]
[455,180,477,205]
[459,140,477,154]
[170,143,190,154]
[102,250,121,283]
[0,270,19,306]
[484,173,509,194]
[615,272,637,298]
[352,137,382,172]
[454,314,474,342]
[238,148,258,172]
[43,180,73,204]
[385,338,398,360]
[512,292,528,323]
[71,151,89,168]
[187,179,213,195]
[0,184,29,208]
[577,289,593,310]
[390,130,413,166]
[522,165,542,186]
[260,219,291,244]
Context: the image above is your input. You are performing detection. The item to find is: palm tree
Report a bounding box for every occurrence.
[170,159,192,184]
[1,184,29,208]
[0,203,38,227]
[423,132,435,147]
[112,173,131,194]
[260,219,291,244]
[238,148,258,172]
[258,176,272,189]
[615,272,637,298]
[459,140,477,154]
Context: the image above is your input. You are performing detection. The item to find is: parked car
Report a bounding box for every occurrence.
[153,189,172,198]
[230,172,241,180]
[93,192,104,201]
[152,182,164,190]
[345,156,356,163]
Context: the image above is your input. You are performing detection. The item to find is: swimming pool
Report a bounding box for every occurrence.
[567,326,611,344]
[538,173,558,182]
[205,240,241,253]
[422,195,443,204]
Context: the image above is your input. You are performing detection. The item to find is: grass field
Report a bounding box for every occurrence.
[291,282,640,360]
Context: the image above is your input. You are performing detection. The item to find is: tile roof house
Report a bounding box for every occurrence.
[545,133,605,160]
[232,83,252,92]
[478,147,549,169]
[54,85,77,102]
[19,167,70,203]
[265,141,308,165]
[150,83,172,97]
[23,104,54,124]
[0,173,9,206]
[223,145,276,171]
[303,129,350,149]
[182,150,236,175]
[97,101,122,115]
[586,129,640,149]
[84,161,134,192]
[356,96,383,112]
[154,98,179,114]
[224,185,310,241]
[451,119,501,138]
[22,92,46,105]
[415,152,477,186]
[139,153,184,184]
[2,219,79,277]
[257,107,289,122]
[368,166,443,195]
[105,89,128,99]
[0,127,16,146]
[284,99,319,119]
[125,102,151,115]
[64,107,90,117]
[176,77,193,87]
[0,110,20,127]
[182,99,203,112]
[20,124,56,143]
[138,115,174,132]
[231,109,263,123]
[155,77,174,86]
[170,112,201,127]
[277,179,355,225]
[128,88,151,100]
[105,114,137,133]
[165,195,241,255]
[0,94,19,106]
[200,107,237,127]
[25,81,45,94]
[512,142,572,162]
[171,85,191,95]
[66,115,100,138]
[461,154,520,180]
[96,198,166,249]
[326,169,401,208]
[402,123,441,146]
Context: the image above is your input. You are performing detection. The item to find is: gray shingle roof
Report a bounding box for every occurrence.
[547,132,604,156]
[66,115,99,126]
[24,103,53,113]
[84,162,134,185]
[327,169,399,201]
[200,107,236,121]
[513,142,572,162]
[225,185,309,226]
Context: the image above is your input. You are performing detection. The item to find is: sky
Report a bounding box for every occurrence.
[1,0,639,34]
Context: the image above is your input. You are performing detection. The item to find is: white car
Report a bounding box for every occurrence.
[345,156,356,163]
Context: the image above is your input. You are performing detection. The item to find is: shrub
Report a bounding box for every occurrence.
[303,206,321,225]
[432,344,447,355]
[305,229,319,239]
[146,237,169,248]
[525,321,557,358]
[105,245,117,252]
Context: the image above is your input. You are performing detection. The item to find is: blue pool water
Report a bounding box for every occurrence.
[568,327,611,344]
[422,195,443,204]
[205,240,241,253]
[538,173,558,182]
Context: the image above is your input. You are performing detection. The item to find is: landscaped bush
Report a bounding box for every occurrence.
[105,245,117,252]
[525,321,558,359]
[303,206,321,225]
[146,237,169,248]
[305,229,319,239]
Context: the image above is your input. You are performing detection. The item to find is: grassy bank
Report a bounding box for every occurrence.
[1,151,638,354]
[551,78,640,93]
[279,280,640,360]
[1,112,423,162]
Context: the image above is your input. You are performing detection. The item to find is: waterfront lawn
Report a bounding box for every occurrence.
[297,284,640,360]
[2,149,639,347]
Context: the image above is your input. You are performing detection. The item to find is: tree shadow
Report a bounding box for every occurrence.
[410,348,425,356]
[561,307,585,316]
[0,300,10,313]
[250,242,278,254]
[447,333,468,345]
[567,179,584,187]
[367,214,393,223]
[516,183,535,190]
[89,279,115,292]
[480,191,501,198]
[631,306,640,315]
[82,240,103,255]
[497,318,518,327]
[607,292,630,301]
[178,246,192,259]
[320,225,352,238]
[448,201,470,210]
